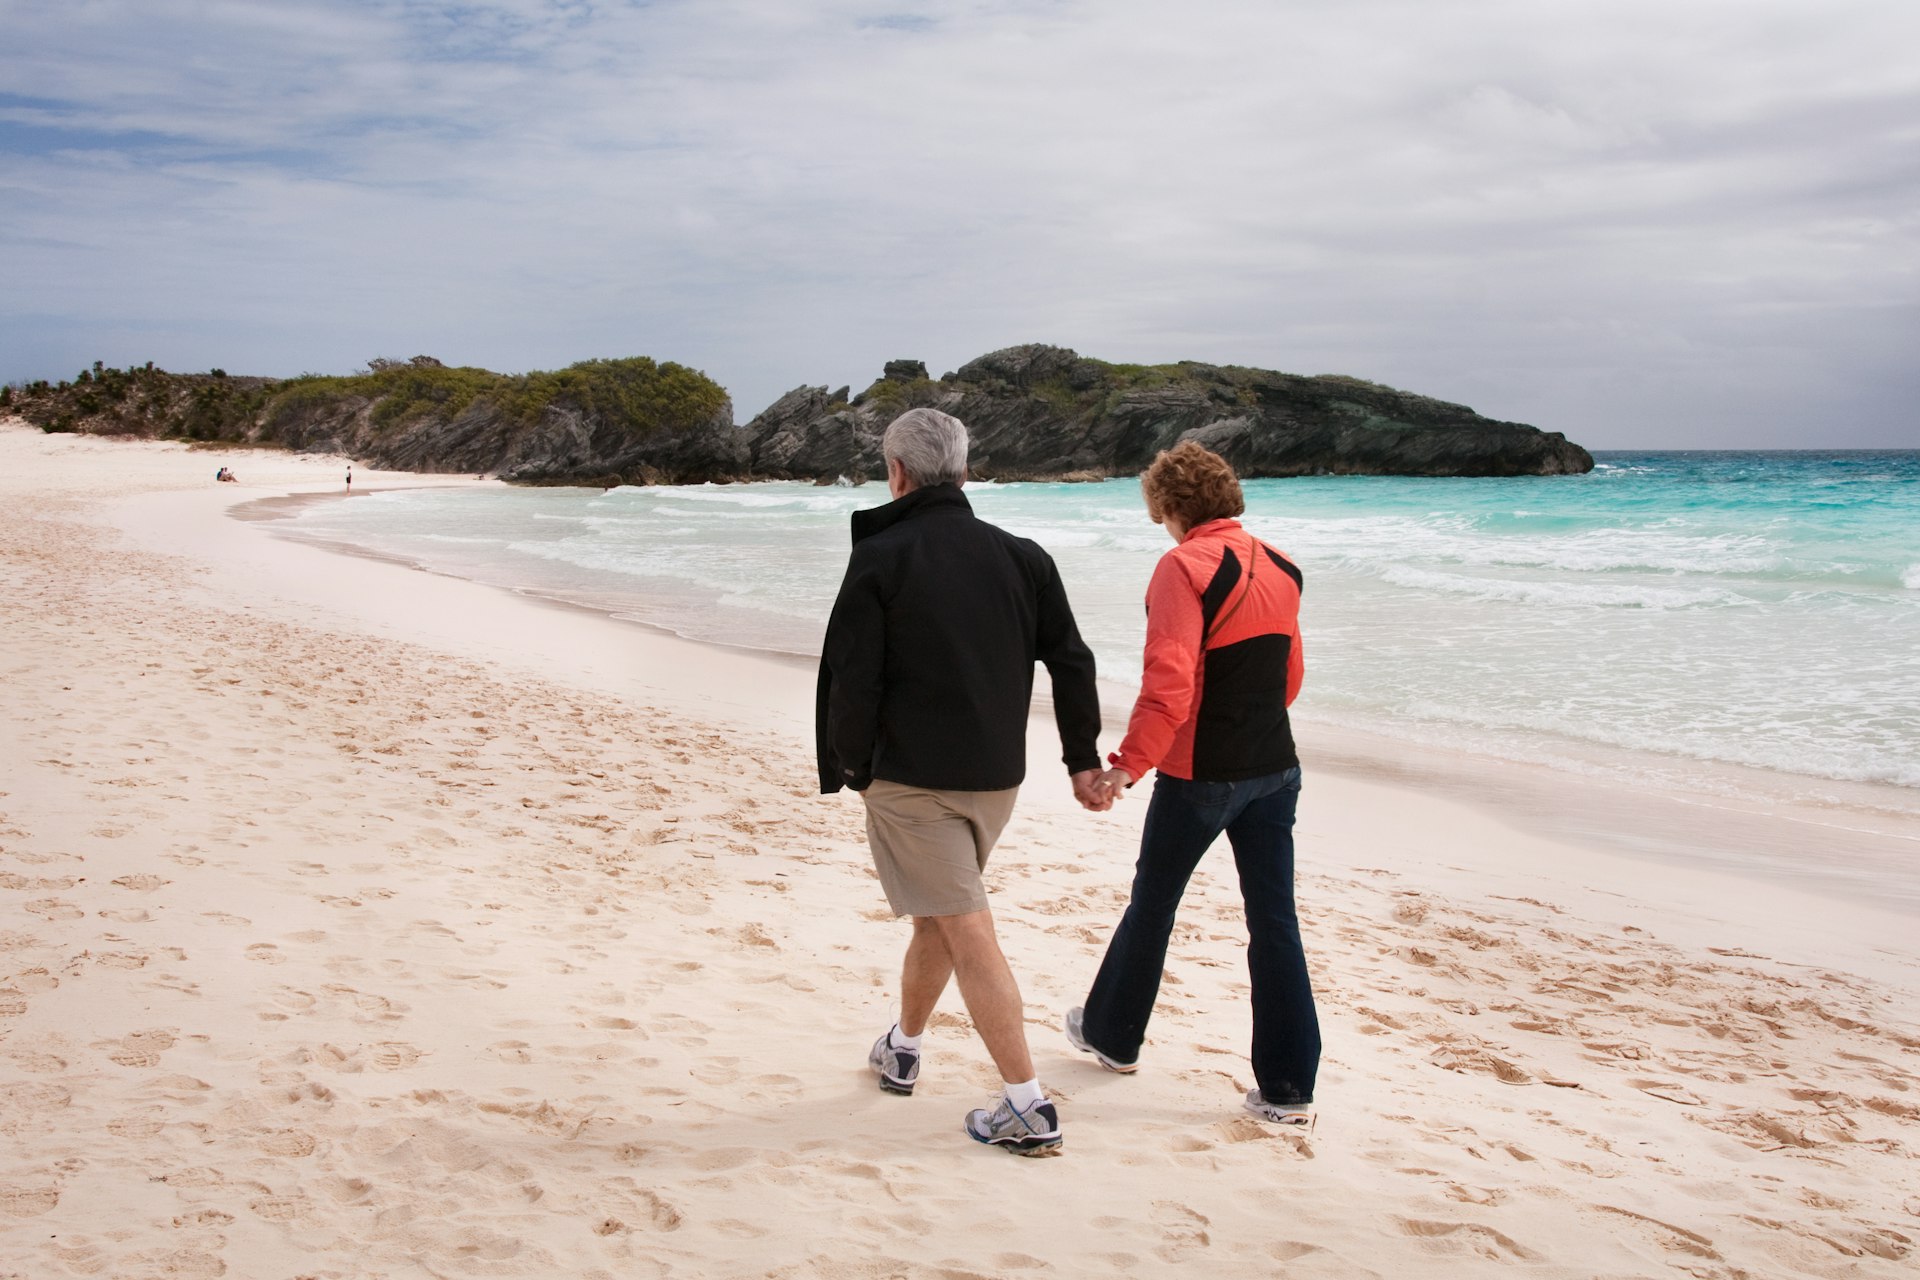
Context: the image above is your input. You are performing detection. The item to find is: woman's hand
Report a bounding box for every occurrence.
[1071,769,1110,812]
[1072,767,1136,811]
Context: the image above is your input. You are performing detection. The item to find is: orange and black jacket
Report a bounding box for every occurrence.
[1111,517,1304,784]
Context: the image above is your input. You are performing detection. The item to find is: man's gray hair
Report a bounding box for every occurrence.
[882,408,969,487]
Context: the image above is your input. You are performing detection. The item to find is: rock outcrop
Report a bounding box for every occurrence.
[10,356,742,485]
[256,357,742,484]
[9,345,1591,483]
[744,344,1592,480]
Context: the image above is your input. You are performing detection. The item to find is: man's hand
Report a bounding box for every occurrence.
[1070,769,1112,812]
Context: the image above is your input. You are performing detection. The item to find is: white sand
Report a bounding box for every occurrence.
[2,420,1917,1279]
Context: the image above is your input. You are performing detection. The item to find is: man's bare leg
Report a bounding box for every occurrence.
[929,907,1035,1083]
[899,915,953,1037]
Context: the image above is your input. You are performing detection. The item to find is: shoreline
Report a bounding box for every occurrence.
[7,421,1920,1278]
[233,482,1920,917]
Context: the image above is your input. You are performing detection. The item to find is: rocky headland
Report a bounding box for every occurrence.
[5,356,741,485]
[5,345,1592,482]
[746,345,1591,481]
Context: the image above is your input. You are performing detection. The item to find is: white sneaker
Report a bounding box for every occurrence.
[1244,1088,1314,1128]
[867,1027,919,1096]
[964,1094,1063,1157]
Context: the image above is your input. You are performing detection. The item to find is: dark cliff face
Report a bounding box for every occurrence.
[261,393,744,484]
[743,344,1593,481]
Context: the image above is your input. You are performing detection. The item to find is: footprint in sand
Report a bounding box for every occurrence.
[0,873,77,891]
[1428,1040,1534,1085]
[602,1183,684,1231]
[111,874,169,892]
[1590,1205,1721,1260]
[3,1050,66,1073]
[321,984,409,1022]
[107,1115,165,1139]
[126,1248,225,1280]
[369,1042,424,1071]
[0,1082,73,1127]
[0,1181,59,1217]
[248,1193,313,1222]
[1212,1116,1297,1147]
[1397,1218,1542,1262]
[585,1015,642,1032]
[1152,1202,1212,1262]
[489,1040,534,1064]
[105,1028,177,1068]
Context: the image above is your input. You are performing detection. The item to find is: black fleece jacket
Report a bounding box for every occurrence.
[815,483,1102,794]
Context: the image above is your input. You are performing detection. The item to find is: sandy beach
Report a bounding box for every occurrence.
[3,420,1917,1279]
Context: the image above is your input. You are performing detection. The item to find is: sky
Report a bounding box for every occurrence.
[2,0,1916,449]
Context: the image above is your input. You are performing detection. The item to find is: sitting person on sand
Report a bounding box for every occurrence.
[1066,441,1320,1126]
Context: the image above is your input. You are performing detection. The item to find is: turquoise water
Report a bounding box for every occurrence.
[280,451,1920,802]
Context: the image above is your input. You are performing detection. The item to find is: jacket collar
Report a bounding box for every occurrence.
[850,482,971,546]
[1184,516,1244,544]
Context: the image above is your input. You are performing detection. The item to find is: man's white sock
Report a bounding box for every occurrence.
[1004,1077,1045,1110]
[890,1024,923,1052]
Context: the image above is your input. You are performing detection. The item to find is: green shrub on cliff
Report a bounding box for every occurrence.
[264,356,725,439]
[9,362,270,438]
[854,374,938,417]
[502,357,729,431]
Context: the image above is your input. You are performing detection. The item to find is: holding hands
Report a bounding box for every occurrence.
[1071,766,1135,812]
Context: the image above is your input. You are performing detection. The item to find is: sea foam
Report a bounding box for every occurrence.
[282,452,1920,798]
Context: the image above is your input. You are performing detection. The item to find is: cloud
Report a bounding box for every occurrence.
[3,0,1916,446]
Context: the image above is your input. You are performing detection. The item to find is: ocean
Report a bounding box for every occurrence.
[275,451,1920,828]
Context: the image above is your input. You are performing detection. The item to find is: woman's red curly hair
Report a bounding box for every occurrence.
[1141,441,1245,530]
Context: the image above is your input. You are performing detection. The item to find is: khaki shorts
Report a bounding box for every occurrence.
[862,780,1020,917]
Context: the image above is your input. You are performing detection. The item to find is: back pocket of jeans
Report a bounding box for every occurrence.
[1183,780,1233,810]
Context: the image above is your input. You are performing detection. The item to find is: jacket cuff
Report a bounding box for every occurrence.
[1107,750,1148,785]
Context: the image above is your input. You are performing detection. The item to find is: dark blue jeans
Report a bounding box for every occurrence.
[1082,766,1319,1105]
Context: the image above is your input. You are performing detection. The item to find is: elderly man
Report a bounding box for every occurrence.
[818,407,1103,1157]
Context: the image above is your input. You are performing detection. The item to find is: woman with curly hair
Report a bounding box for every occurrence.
[1065,441,1320,1125]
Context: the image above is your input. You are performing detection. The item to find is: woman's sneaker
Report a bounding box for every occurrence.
[964,1094,1063,1157]
[1243,1088,1314,1128]
[1064,1006,1138,1074]
[868,1027,919,1096]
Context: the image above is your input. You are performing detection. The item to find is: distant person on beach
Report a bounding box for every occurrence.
[1065,441,1320,1127]
[345,465,352,491]
[818,407,1105,1157]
